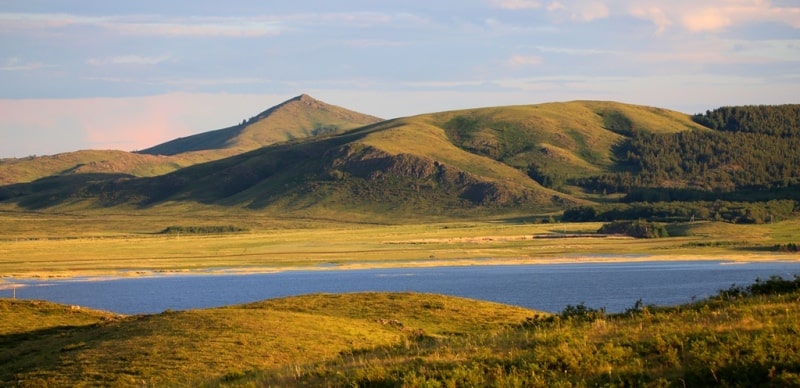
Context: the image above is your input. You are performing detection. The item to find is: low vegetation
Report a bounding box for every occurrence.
[158,225,247,235]
[2,277,799,386]
[597,220,668,238]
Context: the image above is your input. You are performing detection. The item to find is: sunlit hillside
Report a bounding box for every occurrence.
[0,95,381,186]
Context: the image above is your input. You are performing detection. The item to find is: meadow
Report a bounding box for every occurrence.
[1,208,798,280]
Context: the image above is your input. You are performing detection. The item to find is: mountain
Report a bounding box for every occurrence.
[0,95,382,185]
[138,94,383,156]
[0,100,709,218]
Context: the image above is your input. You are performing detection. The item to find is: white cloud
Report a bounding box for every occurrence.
[0,11,433,38]
[507,54,544,66]
[628,6,672,34]
[345,39,412,48]
[87,55,172,66]
[492,0,542,10]
[0,13,284,37]
[0,57,50,71]
[547,1,610,22]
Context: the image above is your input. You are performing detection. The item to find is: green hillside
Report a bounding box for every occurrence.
[0,100,705,218]
[1,100,797,222]
[138,94,382,156]
[0,150,198,186]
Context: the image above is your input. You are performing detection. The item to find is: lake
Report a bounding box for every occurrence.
[5,260,800,314]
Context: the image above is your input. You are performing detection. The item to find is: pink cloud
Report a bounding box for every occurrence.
[629,0,800,33]
[0,93,289,157]
[507,54,544,67]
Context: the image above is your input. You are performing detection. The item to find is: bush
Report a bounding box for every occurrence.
[717,275,800,299]
[597,220,668,238]
[159,225,246,234]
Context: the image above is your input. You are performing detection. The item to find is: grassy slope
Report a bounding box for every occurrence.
[276,284,800,387]
[0,150,200,185]
[0,100,703,218]
[138,94,382,156]
[3,286,799,386]
[428,101,702,176]
[207,101,701,217]
[0,293,535,386]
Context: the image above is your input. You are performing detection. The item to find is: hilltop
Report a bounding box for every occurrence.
[0,95,381,185]
[0,99,797,222]
[138,94,382,156]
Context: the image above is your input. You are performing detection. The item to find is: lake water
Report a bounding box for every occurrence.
[4,260,800,314]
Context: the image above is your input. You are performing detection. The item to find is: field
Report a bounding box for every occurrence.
[1,208,798,281]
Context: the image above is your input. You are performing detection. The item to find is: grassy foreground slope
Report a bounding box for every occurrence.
[2,278,799,386]
[0,293,534,386]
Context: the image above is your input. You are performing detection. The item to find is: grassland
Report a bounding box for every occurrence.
[0,293,534,386]
[1,207,798,282]
[2,278,799,386]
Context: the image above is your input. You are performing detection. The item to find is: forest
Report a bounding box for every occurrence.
[567,105,800,224]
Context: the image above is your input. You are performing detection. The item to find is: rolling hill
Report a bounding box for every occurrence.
[0,95,382,185]
[137,94,382,156]
[0,100,706,218]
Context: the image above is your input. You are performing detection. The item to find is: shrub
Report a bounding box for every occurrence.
[159,225,246,234]
[597,220,668,238]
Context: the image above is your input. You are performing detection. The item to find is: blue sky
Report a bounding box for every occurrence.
[1,0,799,157]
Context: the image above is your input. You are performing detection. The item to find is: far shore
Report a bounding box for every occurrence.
[1,253,798,288]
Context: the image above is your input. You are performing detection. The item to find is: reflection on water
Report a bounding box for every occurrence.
[5,260,800,314]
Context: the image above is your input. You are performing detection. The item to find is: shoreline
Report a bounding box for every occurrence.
[2,253,798,288]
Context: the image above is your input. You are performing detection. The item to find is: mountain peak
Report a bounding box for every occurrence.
[138,94,382,156]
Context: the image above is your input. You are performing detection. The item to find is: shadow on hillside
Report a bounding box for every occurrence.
[0,173,135,210]
[0,319,128,383]
[137,124,245,156]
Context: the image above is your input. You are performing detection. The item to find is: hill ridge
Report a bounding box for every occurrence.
[138,94,382,156]
[4,100,796,220]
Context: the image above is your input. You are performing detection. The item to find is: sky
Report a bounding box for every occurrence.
[1,1,799,158]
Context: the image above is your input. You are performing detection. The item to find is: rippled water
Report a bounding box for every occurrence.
[5,260,800,314]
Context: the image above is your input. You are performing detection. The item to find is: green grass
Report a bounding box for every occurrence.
[0,293,533,386]
[282,285,800,387]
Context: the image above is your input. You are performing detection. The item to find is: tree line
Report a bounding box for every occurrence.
[574,105,800,195]
[563,200,797,224]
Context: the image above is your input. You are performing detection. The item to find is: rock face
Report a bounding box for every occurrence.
[321,144,563,208]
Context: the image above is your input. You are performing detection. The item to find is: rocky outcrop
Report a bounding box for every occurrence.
[322,144,557,208]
